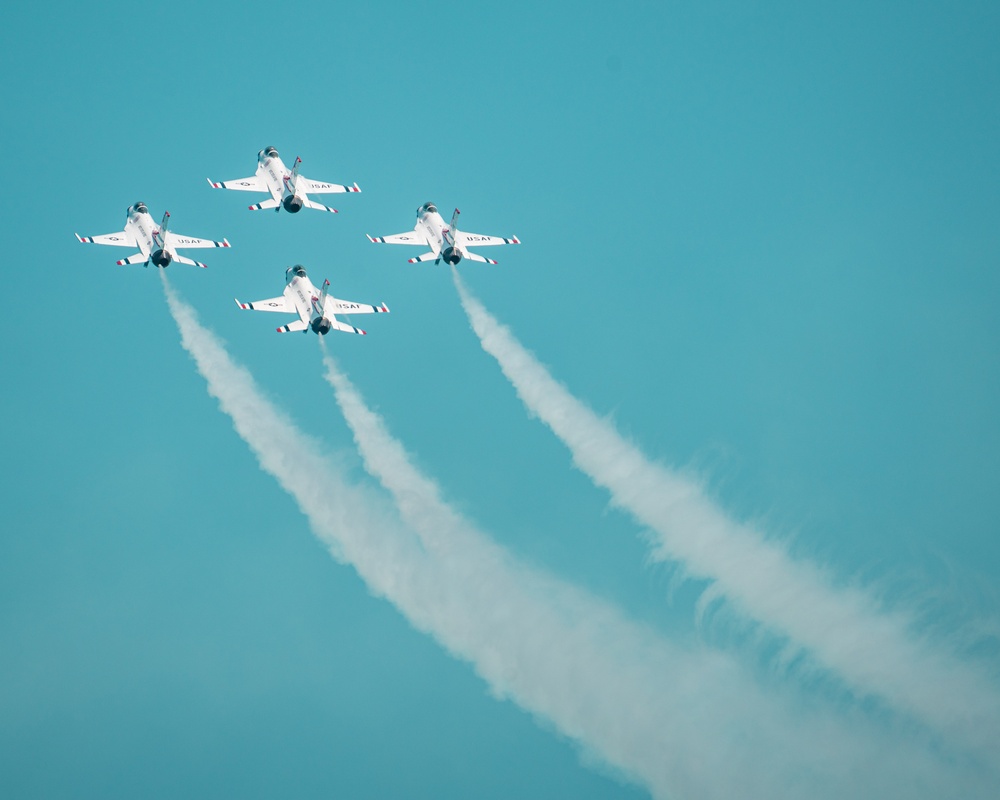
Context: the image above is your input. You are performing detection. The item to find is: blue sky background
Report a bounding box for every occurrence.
[2,1,999,797]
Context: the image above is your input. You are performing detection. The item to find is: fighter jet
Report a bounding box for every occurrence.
[235,265,389,335]
[75,202,231,268]
[207,146,360,214]
[367,202,520,264]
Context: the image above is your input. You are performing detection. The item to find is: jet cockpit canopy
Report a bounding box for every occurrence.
[418,202,438,215]
[287,264,308,280]
[260,146,279,159]
[131,202,148,216]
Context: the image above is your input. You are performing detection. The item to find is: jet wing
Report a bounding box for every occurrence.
[76,231,137,247]
[325,297,390,316]
[165,232,231,250]
[207,175,267,192]
[455,231,521,247]
[366,231,424,245]
[298,177,360,195]
[235,295,295,313]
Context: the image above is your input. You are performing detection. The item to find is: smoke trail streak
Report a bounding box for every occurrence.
[318,345,994,799]
[164,275,703,796]
[453,269,1000,755]
[159,275,987,798]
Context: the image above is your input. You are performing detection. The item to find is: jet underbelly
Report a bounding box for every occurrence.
[286,280,313,324]
[417,218,443,254]
[258,162,282,198]
[128,217,153,254]
[264,158,285,193]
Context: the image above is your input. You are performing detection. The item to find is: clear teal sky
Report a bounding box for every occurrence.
[2,1,999,797]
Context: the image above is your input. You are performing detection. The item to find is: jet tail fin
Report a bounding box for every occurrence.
[407,251,438,264]
[284,156,302,193]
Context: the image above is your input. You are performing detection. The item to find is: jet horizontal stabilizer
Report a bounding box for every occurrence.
[277,320,310,334]
[250,198,281,211]
[301,198,338,213]
[461,251,499,265]
[116,253,148,266]
[170,253,209,269]
[326,319,367,335]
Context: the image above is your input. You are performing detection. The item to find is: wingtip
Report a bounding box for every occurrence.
[74,233,84,243]
[366,234,377,243]
[206,178,216,188]
[352,182,361,192]
[222,238,231,248]
[511,235,521,244]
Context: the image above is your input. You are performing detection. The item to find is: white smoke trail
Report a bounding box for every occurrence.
[159,275,989,797]
[452,269,1000,756]
[318,345,995,798]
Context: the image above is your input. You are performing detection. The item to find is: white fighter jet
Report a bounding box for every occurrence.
[207,146,360,214]
[235,265,389,335]
[367,202,520,264]
[75,202,231,268]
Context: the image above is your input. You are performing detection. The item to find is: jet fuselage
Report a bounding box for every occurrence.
[415,203,464,264]
[257,148,304,212]
[123,203,172,266]
[284,267,328,332]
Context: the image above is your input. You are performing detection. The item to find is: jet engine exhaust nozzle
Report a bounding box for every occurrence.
[311,317,332,335]
[442,246,463,266]
[282,195,304,213]
[151,249,172,268]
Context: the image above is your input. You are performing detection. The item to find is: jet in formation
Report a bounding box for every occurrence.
[76,202,230,268]
[236,265,389,335]
[208,146,360,214]
[367,202,520,264]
